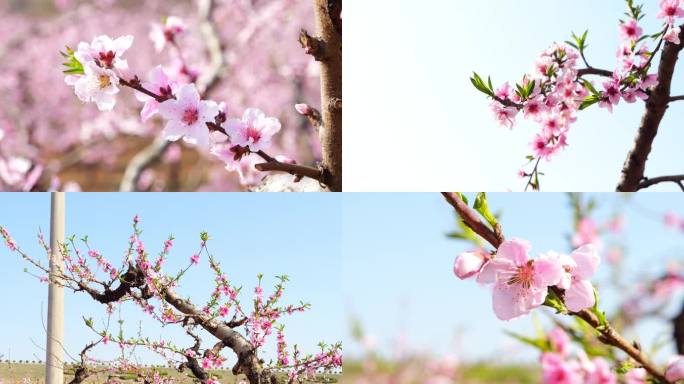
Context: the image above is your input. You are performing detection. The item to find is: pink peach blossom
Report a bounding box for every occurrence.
[477,239,563,320]
[158,84,219,149]
[453,250,488,280]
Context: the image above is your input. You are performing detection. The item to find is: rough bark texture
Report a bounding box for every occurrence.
[616,26,684,192]
[313,0,342,192]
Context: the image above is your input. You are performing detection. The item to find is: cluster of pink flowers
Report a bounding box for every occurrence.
[149,16,187,52]
[477,1,679,184]
[454,239,600,320]
[0,226,17,251]
[658,0,684,44]
[491,43,583,162]
[5,215,342,382]
[201,352,226,370]
[63,30,290,185]
[539,327,629,383]
[64,35,134,111]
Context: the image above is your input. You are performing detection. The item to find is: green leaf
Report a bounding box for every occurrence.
[504,330,551,352]
[60,46,84,75]
[454,192,469,206]
[579,94,601,110]
[590,288,608,330]
[582,80,599,95]
[543,290,567,314]
[473,193,498,228]
[470,72,495,97]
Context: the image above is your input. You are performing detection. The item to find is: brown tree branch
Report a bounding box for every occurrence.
[254,150,324,182]
[577,67,614,77]
[441,192,504,248]
[310,0,342,192]
[637,174,684,191]
[617,25,684,192]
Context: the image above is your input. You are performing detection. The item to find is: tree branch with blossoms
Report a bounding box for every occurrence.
[1,217,341,384]
[471,0,684,191]
[60,0,342,192]
[443,192,672,382]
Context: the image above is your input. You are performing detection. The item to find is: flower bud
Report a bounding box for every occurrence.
[666,356,684,382]
[453,251,487,280]
[295,103,311,115]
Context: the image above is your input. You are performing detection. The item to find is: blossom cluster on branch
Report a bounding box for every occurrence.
[1,216,341,384]
[471,0,684,190]
[444,192,684,383]
[0,1,322,191]
[61,30,319,188]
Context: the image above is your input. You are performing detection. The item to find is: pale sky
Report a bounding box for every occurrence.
[343,193,684,364]
[344,1,684,191]
[0,193,343,366]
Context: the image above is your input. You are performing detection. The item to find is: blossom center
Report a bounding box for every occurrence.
[98,50,116,68]
[508,260,535,289]
[98,75,111,89]
[182,108,199,125]
[245,126,262,143]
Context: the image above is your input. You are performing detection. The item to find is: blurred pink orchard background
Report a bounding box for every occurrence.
[0,0,322,191]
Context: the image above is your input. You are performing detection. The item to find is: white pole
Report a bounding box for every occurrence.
[46,192,65,384]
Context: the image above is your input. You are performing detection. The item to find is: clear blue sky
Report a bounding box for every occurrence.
[343,193,684,364]
[0,193,342,366]
[345,1,684,191]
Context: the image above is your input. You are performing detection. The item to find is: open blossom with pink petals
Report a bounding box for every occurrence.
[476,239,563,320]
[74,34,133,72]
[541,352,582,384]
[150,16,187,52]
[190,254,200,265]
[665,26,682,44]
[136,66,177,122]
[158,84,219,149]
[619,19,643,42]
[545,245,600,312]
[210,144,263,185]
[571,218,600,248]
[225,108,281,153]
[583,356,617,384]
[658,0,684,22]
[66,61,120,111]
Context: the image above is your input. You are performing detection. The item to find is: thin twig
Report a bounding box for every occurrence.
[637,174,684,191]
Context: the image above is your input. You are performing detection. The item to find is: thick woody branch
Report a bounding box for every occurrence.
[637,174,684,191]
[441,192,504,248]
[311,0,342,192]
[617,25,684,192]
[161,288,272,384]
